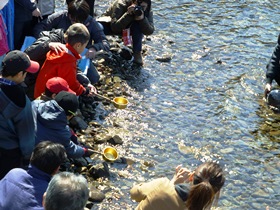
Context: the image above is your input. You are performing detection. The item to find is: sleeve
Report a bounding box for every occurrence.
[58,125,85,159]
[266,34,280,84]
[14,98,35,159]
[33,11,67,38]
[15,0,37,12]
[86,18,110,52]
[130,178,168,202]
[138,10,154,35]
[109,3,134,34]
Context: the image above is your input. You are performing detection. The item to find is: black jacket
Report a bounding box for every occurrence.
[266,33,280,85]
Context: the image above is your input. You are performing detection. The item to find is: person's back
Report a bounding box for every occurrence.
[130,162,225,210]
[0,141,66,210]
[43,172,89,210]
[34,23,89,98]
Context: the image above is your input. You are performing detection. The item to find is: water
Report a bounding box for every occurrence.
[58,0,280,209]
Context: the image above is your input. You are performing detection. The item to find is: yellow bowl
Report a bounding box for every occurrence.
[113,97,128,109]
[102,147,118,162]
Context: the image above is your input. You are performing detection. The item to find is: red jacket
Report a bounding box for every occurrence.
[34,43,85,98]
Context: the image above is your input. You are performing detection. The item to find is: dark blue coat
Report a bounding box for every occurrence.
[33,99,85,158]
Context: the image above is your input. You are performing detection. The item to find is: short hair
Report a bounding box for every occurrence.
[68,0,89,23]
[44,172,89,210]
[30,141,66,175]
[64,23,90,46]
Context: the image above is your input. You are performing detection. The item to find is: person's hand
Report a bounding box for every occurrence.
[127,4,136,15]
[88,84,97,95]
[264,83,272,99]
[134,10,144,20]
[32,8,42,18]
[171,165,193,184]
[86,48,97,59]
[49,42,67,54]
[84,148,95,157]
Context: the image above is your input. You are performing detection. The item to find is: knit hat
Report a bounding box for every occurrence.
[1,50,39,75]
[46,77,75,94]
[54,91,79,116]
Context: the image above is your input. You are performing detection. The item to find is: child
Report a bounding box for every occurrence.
[34,23,94,99]
[130,162,225,210]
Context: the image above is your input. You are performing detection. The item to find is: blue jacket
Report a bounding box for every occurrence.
[32,10,110,52]
[0,165,50,210]
[0,84,35,159]
[33,99,85,158]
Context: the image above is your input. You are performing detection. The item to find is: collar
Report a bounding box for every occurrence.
[0,77,17,86]
[27,165,52,182]
[66,43,81,59]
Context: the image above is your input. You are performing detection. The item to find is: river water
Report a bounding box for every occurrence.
[57,0,280,209]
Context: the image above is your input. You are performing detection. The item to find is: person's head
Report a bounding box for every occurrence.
[44,77,75,99]
[54,91,79,118]
[186,162,225,210]
[1,50,39,84]
[43,172,89,210]
[68,0,89,24]
[64,23,90,54]
[30,141,66,175]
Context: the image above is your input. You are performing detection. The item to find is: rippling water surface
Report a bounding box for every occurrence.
[56,0,280,209]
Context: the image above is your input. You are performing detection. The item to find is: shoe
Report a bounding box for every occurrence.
[133,51,143,65]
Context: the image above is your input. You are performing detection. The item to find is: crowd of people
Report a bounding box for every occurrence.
[0,0,229,209]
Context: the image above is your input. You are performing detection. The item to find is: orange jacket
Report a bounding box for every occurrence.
[34,43,85,98]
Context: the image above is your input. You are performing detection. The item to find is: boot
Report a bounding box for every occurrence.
[133,51,143,65]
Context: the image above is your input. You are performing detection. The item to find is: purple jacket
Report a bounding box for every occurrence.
[0,165,51,210]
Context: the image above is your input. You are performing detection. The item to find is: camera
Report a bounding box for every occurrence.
[134,0,143,16]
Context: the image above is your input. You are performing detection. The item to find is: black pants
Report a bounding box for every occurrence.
[0,148,21,180]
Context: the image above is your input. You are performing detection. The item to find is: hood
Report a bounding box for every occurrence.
[0,89,23,119]
[34,100,68,130]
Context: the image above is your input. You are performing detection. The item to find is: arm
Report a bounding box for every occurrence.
[86,17,110,52]
[138,10,154,35]
[265,34,280,97]
[14,98,35,159]
[109,2,134,34]
[33,11,69,38]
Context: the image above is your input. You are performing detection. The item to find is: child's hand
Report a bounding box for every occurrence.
[88,84,97,95]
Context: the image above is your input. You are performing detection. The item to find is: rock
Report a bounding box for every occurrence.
[108,135,123,145]
[156,54,172,62]
[88,184,106,202]
[88,162,110,179]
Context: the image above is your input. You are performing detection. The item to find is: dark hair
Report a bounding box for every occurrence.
[44,87,53,97]
[64,23,90,46]
[68,0,89,23]
[30,141,66,175]
[1,67,24,77]
[186,162,225,210]
[132,0,152,14]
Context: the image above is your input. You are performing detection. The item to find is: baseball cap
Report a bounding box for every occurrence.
[2,50,40,74]
[46,77,75,94]
[54,91,79,116]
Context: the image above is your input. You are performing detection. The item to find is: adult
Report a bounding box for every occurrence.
[43,172,89,210]
[0,141,66,210]
[0,50,39,179]
[33,91,95,159]
[102,0,154,64]
[265,33,280,98]
[67,0,95,17]
[130,162,225,210]
[14,0,41,50]
[33,0,110,59]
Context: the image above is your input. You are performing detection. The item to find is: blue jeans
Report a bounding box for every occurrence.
[130,21,143,52]
[86,62,100,84]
